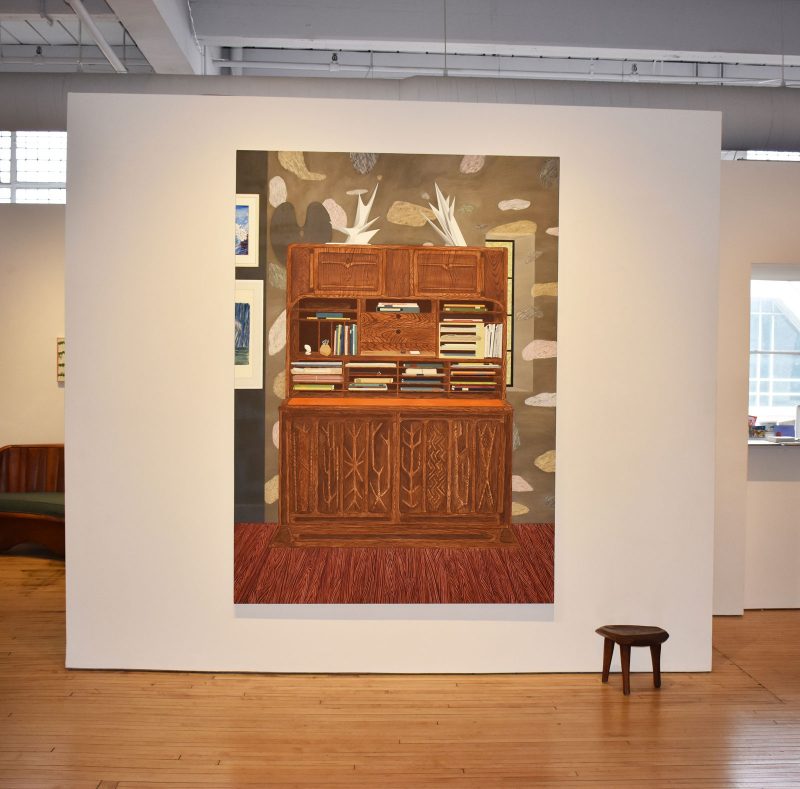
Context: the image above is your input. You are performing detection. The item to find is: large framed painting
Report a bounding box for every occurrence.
[234,151,558,603]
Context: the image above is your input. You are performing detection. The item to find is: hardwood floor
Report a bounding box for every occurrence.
[2,553,800,788]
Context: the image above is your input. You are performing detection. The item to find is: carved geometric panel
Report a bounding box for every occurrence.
[288,417,314,514]
[424,420,449,513]
[474,419,505,514]
[399,420,424,514]
[449,419,474,514]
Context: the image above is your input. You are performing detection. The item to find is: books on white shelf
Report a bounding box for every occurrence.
[438,320,502,359]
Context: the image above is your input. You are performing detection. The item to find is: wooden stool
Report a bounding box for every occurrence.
[595,625,669,695]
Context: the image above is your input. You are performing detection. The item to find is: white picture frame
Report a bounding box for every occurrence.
[234,280,264,389]
[235,193,259,268]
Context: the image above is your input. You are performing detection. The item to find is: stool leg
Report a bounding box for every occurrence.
[650,644,662,688]
[601,638,614,683]
[620,644,631,695]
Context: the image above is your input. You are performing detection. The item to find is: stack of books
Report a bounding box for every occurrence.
[332,323,357,355]
[309,311,347,320]
[290,361,343,391]
[376,302,420,313]
[401,362,444,392]
[346,362,394,391]
[438,320,502,358]
[442,302,488,314]
[449,362,499,392]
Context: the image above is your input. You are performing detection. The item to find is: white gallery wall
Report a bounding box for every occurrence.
[65,94,720,672]
[717,162,800,613]
[0,205,65,448]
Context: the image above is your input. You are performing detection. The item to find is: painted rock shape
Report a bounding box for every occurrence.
[268,309,286,356]
[534,450,556,473]
[350,152,379,175]
[322,198,347,230]
[498,198,531,211]
[277,151,326,180]
[386,200,435,227]
[347,188,368,196]
[268,176,287,207]
[546,227,559,237]
[511,502,530,516]
[272,421,280,449]
[512,422,521,451]
[459,154,485,174]
[532,282,558,298]
[522,339,557,361]
[264,475,280,504]
[489,220,537,237]
[270,201,332,263]
[268,261,287,290]
[512,475,533,492]
[525,392,557,408]
[540,158,559,188]
[272,370,286,399]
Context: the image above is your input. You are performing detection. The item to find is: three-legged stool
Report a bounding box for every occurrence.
[595,625,670,695]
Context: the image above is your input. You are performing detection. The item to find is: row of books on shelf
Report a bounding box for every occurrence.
[442,302,489,313]
[376,302,420,313]
[438,319,503,359]
[290,360,500,393]
[291,360,343,391]
[306,311,354,320]
[329,324,357,355]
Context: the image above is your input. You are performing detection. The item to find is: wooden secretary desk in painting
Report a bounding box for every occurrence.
[278,243,513,546]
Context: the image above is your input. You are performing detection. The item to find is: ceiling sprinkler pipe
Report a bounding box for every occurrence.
[64,0,127,74]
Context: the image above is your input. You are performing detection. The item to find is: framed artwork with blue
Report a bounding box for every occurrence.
[235,193,259,268]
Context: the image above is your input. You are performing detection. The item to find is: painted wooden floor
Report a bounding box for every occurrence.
[234,522,555,603]
[2,553,800,787]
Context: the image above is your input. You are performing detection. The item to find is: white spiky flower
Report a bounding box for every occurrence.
[424,182,467,246]
[332,184,380,244]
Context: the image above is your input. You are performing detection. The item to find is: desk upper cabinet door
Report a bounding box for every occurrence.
[312,246,384,294]
[413,249,483,297]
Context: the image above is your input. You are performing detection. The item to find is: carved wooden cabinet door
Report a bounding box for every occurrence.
[398,414,507,519]
[283,412,394,521]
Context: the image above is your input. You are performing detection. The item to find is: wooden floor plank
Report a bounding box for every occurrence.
[2,553,800,787]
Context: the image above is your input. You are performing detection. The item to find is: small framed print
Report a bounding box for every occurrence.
[56,337,65,383]
[235,280,264,389]
[235,194,259,268]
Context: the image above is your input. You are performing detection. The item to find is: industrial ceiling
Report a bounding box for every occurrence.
[1,0,799,88]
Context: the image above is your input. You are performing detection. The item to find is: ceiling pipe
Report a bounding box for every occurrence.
[64,0,127,73]
[213,57,797,87]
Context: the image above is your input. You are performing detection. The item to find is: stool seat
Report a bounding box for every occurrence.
[596,624,669,695]
[595,625,669,647]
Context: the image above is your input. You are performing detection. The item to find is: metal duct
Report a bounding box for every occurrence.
[0,72,798,151]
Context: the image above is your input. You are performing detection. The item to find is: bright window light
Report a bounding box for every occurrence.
[750,280,800,424]
[723,150,800,162]
[0,131,67,203]
[15,188,66,204]
[0,131,10,184]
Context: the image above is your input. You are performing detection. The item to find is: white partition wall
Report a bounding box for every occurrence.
[65,94,720,672]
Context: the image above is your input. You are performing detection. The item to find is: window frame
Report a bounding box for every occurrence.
[0,131,67,204]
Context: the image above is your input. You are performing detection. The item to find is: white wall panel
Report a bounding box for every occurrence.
[65,94,719,672]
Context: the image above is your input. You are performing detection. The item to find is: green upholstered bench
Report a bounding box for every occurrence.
[0,445,65,556]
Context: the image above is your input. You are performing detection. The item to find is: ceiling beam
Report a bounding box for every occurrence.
[0,0,115,18]
[105,0,203,74]
[189,0,800,66]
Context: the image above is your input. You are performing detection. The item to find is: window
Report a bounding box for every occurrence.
[722,150,800,162]
[749,280,800,423]
[0,131,66,204]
